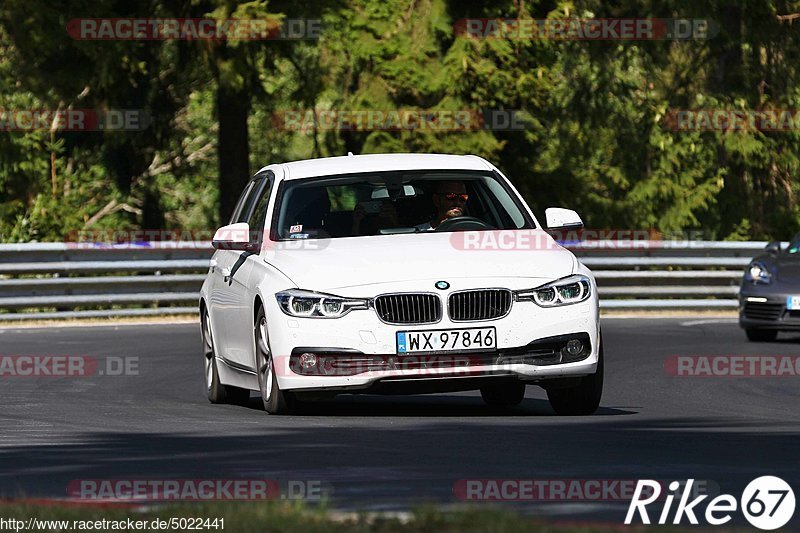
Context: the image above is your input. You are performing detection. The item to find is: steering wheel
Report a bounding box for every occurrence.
[434,216,495,232]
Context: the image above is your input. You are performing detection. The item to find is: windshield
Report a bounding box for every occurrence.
[272,170,533,240]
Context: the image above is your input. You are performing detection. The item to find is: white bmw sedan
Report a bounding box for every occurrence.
[200,154,602,415]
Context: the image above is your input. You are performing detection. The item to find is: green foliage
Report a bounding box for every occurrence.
[2,0,800,241]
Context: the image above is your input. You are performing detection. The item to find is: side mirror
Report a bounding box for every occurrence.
[765,241,781,254]
[212,222,256,251]
[545,207,584,230]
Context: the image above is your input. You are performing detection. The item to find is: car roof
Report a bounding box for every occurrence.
[259,153,493,181]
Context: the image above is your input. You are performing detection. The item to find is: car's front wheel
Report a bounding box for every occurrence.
[546,341,604,416]
[255,307,297,415]
[745,328,778,342]
[202,309,250,405]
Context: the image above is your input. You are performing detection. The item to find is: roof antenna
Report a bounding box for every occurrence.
[347,151,354,157]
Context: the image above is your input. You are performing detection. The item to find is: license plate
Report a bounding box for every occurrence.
[787,296,800,310]
[396,327,496,354]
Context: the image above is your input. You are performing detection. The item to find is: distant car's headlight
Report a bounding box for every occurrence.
[515,275,592,307]
[276,289,369,318]
[745,262,772,284]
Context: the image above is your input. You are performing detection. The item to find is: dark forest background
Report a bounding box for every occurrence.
[1,0,799,241]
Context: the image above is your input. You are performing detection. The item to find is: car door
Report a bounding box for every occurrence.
[209,175,264,366]
[215,172,274,370]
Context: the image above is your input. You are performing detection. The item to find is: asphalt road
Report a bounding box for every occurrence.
[1,317,799,526]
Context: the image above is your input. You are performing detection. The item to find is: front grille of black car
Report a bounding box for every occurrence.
[743,302,783,321]
[373,293,441,325]
[448,289,513,321]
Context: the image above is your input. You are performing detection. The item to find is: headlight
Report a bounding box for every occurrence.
[275,289,369,318]
[515,275,592,307]
[745,262,772,284]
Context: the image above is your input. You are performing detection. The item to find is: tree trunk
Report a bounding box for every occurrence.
[141,186,165,231]
[712,5,744,93]
[217,83,251,224]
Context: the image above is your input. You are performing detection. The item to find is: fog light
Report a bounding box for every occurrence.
[299,353,317,370]
[565,339,583,356]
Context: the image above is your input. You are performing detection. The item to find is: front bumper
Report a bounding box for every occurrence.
[738,282,800,330]
[267,295,600,392]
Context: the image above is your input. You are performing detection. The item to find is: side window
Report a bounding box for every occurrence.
[248,177,273,232]
[229,180,256,225]
[233,177,265,224]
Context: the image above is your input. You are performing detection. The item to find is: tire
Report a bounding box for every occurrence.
[547,340,604,416]
[480,381,526,407]
[745,328,778,342]
[255,307,297,415]
[202,308,250,405]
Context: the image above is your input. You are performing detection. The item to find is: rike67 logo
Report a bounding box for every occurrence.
[626,476,795,530]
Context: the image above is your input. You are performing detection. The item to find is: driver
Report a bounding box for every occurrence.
[415,181,468,231]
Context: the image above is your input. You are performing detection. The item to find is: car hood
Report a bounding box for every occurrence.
[263,230,576,291]
[774,255,800,282]
[752,253,800,284]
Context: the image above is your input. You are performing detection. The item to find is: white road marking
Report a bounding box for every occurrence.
[681,318,738,326]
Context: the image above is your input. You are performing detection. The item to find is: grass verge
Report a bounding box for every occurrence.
[0,501,677,532]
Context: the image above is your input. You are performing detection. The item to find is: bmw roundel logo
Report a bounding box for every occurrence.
[435,281,450,290]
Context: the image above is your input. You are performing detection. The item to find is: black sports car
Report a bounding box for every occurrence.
[739,236,800,341]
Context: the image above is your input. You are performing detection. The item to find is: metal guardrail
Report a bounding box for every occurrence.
[569,240,765,311]
[0,240,765,320]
